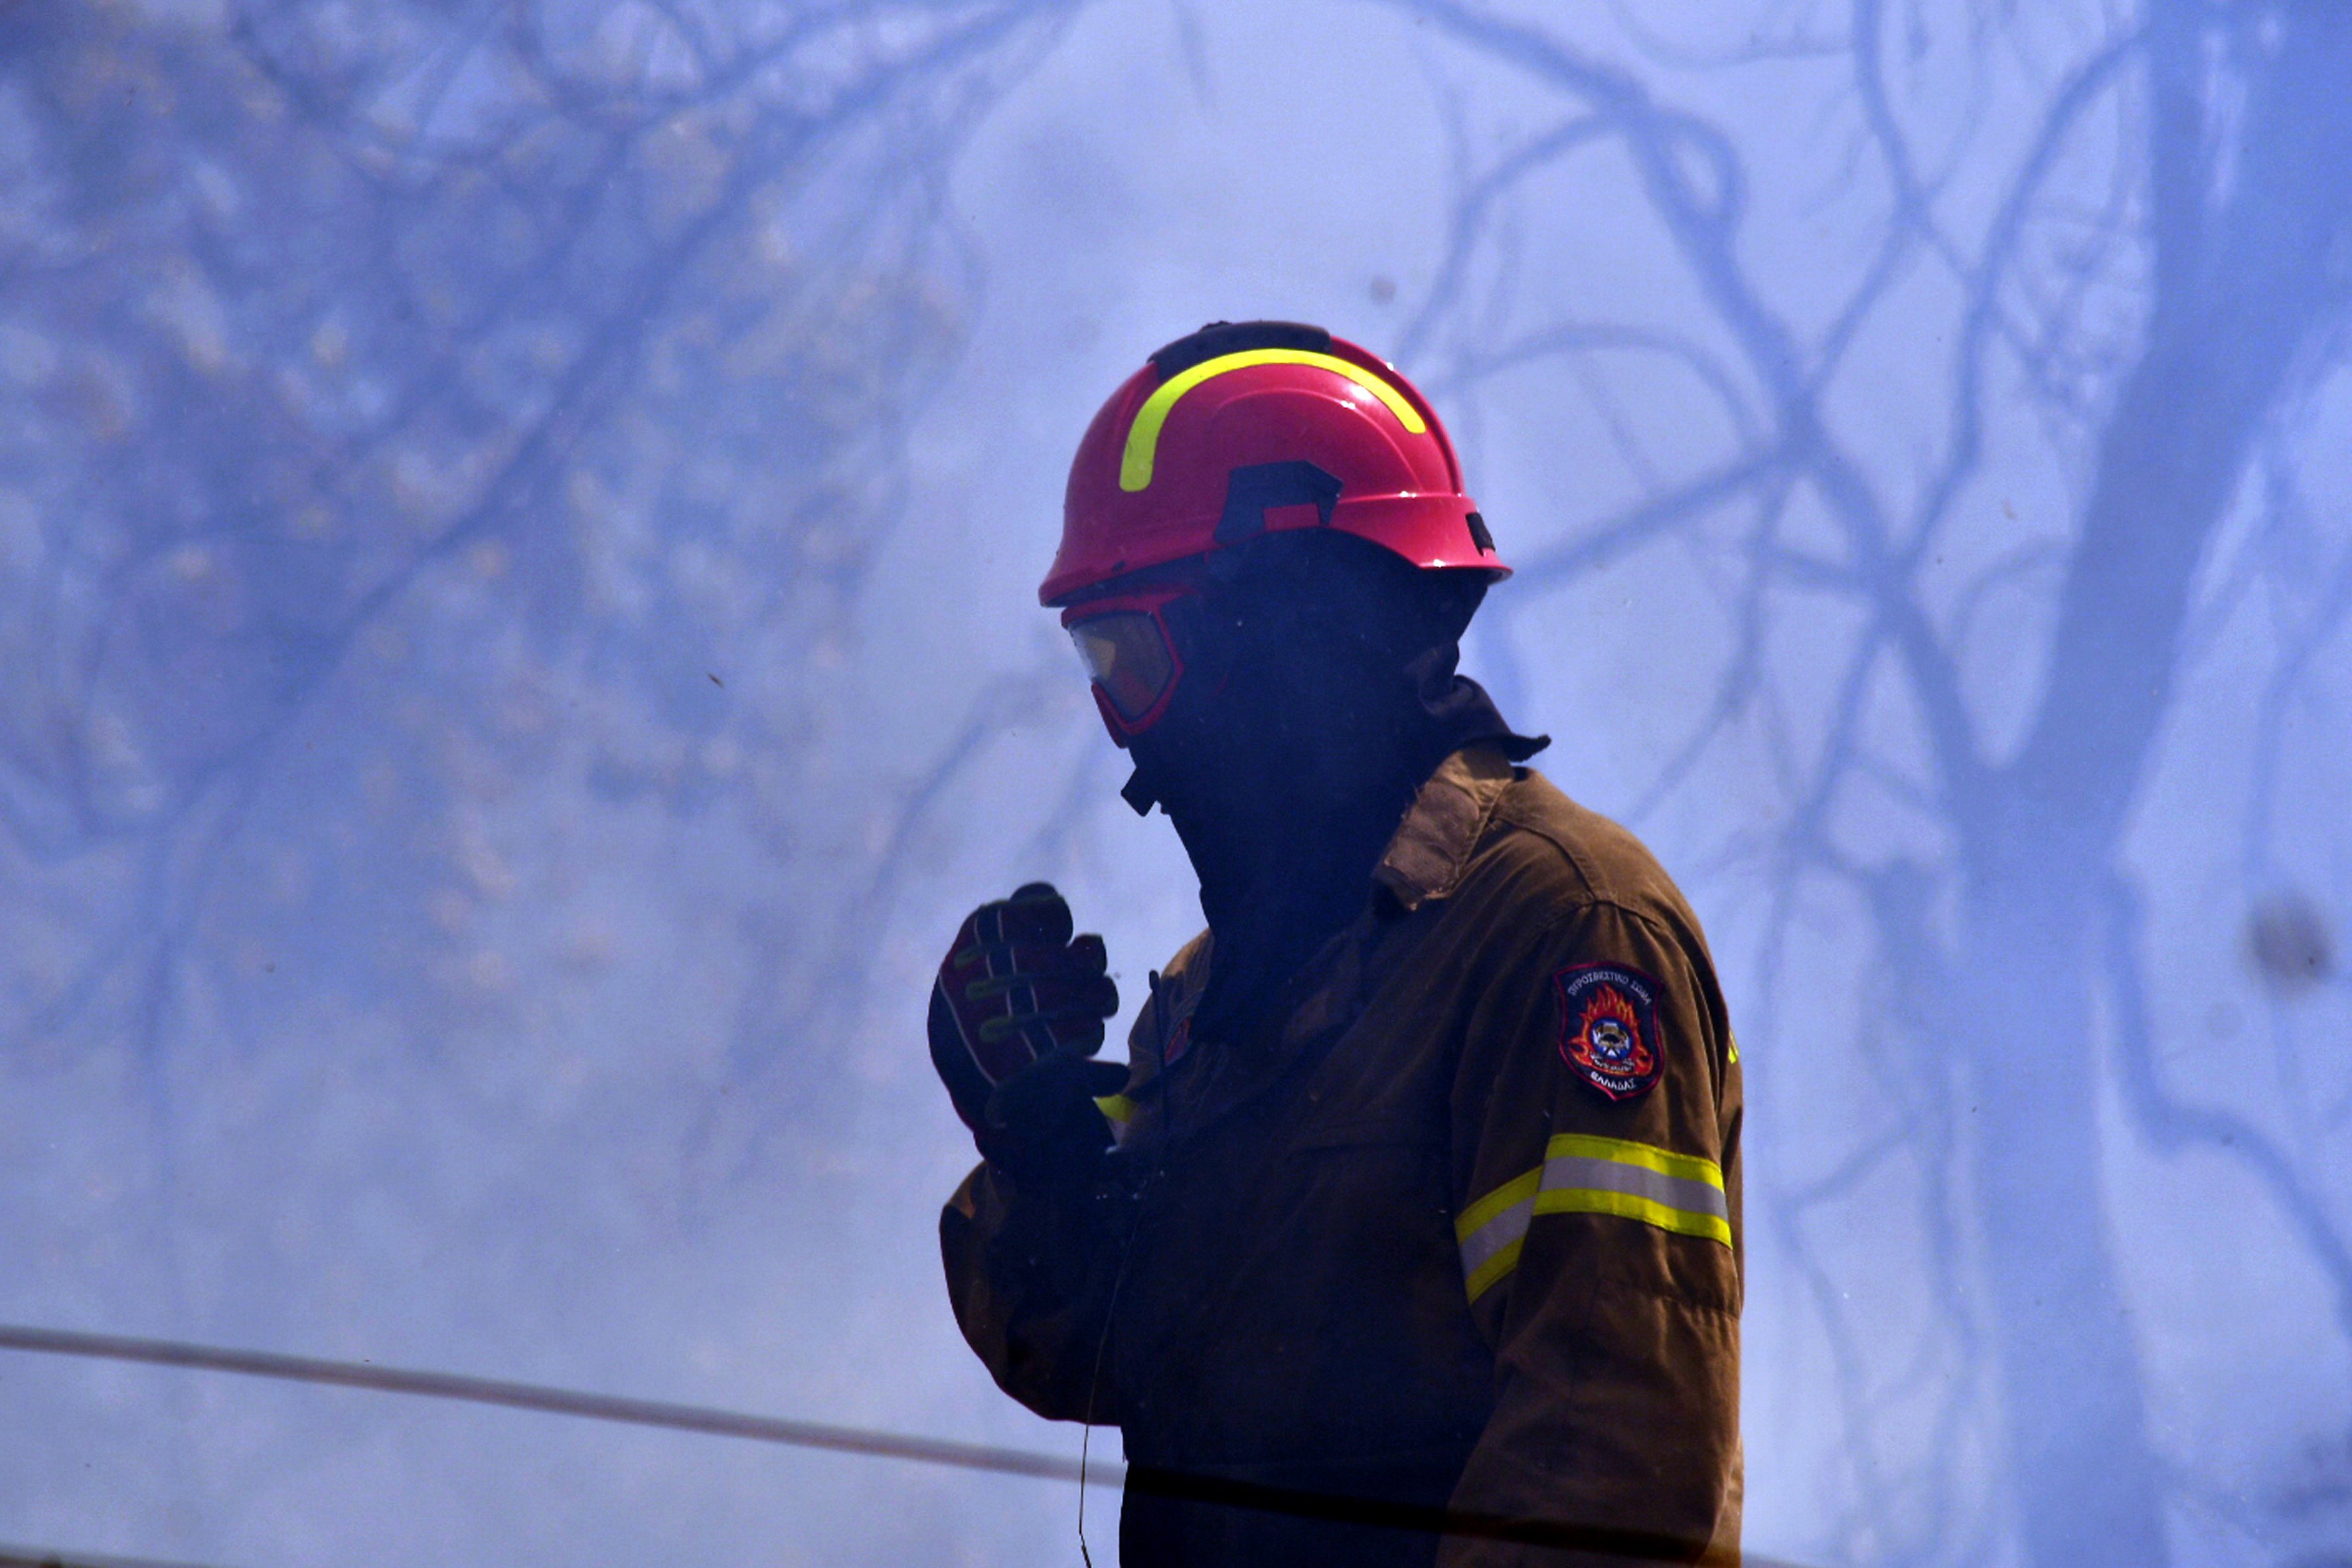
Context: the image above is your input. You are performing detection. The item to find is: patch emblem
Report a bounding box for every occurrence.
[1553,963,1664,1101]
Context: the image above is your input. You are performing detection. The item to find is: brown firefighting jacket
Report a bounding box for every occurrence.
[941,746,1743,1565]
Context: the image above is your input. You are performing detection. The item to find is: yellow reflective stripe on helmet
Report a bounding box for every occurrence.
[1094,1093,1137,1126]
[1120,349,1427,493]
[1455,1135,1730,1304]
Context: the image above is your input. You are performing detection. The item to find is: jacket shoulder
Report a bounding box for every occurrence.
[1122,928,1212,1061]
[1158,929,1212,988]
[1466,767,1700,935]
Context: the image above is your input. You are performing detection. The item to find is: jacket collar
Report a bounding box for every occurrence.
[1371,745,1519,913]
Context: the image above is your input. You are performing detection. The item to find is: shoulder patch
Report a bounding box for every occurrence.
[1553,962,1664,1101]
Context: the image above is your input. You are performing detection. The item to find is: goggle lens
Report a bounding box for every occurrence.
[1069,611,1176,724]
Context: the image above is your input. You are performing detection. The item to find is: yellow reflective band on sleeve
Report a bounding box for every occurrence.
[1531,1187,1732,1244]
[1093,1093,1137,1126]
[1464,1235,1524,1304]
[1454,1164,1544,1239]
[1544,1133,1725,1192]
[1120,349,1427,492]
[1453,1166,1541,1302]
[1454,1134,1730,1304]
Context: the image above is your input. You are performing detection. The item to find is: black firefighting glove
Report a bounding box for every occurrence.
[929,883,1126,1182]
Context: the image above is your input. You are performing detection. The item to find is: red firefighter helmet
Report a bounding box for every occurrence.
[1040,321,1507,607]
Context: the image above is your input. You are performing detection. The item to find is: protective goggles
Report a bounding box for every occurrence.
[1060,587,1192,742]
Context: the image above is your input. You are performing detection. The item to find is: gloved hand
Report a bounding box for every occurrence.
[929,883,1127,1180]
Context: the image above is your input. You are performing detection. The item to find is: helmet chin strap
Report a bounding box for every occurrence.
[1120,768,1159,817]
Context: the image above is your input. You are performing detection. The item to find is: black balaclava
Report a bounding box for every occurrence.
[1121,530,1544,1046]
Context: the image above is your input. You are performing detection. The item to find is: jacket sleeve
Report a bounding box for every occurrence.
[939,1157,1127,1423]
[1442,897,1743,1566]
[939,951,1191,1425]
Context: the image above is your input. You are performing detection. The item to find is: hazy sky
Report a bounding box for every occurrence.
[5,3,2350,1566]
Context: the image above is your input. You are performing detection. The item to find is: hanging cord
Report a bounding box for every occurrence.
[0,1320,1788,1565]
[0,1322,1101,1484]
[1075,968,1179,1566]
[0,1541,221,1568]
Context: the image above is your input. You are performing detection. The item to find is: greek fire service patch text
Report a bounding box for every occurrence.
[1553,963,1664,1101]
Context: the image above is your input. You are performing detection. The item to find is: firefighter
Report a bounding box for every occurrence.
[931,321,1741,1566]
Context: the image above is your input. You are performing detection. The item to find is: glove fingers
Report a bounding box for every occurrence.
[952,941,1108,992]
[962,886,1073,952]
[936,977,1058,1088]
[979,1008,1109,1058]
[963,971,1118,1017]
[927,980,998,1131]
[1042,973,1119,1018]
[1053,1012,1109,1055]
[932,886,1121,1160]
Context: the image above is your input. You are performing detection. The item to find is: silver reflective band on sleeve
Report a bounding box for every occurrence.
[1456,1173,1540,1298]
[1455,1134,1731,1302]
